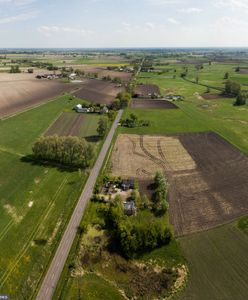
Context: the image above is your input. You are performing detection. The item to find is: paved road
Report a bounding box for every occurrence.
[36,110,123,300]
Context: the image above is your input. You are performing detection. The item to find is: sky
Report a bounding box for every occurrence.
[0,0,248,48]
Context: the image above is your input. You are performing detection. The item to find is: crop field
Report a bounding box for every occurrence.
[134,84,160,97]
[74,65,132,82]
[131,99,178,109]
[73,79,123,104]
[45,112,102,138]
[0,96,91,298]
[0,72,76,118]
[111,132,248,236]
[179,223,248,300]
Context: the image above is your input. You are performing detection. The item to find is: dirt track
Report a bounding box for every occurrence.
[131,99,178,109]
[111,133,248,236]
[0,72,75,118]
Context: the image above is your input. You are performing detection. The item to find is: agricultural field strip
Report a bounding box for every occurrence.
[0,175,69,288]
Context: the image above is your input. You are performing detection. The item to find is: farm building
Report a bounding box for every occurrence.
[121,179,135,191]
[75,104,90,113]
[124,201,137,216]
[165,95,183,101]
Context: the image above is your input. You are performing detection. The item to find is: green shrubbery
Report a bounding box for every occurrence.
[32,135,94,168]
[121,113,150,128]
[111,92,132,110]
[103,172,171,258]
[105,196,172,258]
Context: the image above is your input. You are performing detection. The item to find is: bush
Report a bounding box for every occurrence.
[234,92,247,106]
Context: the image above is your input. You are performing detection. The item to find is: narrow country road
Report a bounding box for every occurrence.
[36,109,123,300]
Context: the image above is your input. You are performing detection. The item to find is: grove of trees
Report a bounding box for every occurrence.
[111,92,132,110]
[105,196,172,258]
[32,135,94,168]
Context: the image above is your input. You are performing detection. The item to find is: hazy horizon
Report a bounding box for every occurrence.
[1,0,248,48]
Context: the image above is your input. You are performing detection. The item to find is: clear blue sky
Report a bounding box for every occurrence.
[0,0,248,48]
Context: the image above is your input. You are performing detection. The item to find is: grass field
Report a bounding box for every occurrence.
[179,223,248,300]
[0,95,101,299]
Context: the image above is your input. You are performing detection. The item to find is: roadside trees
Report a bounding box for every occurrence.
[97,118,108,137]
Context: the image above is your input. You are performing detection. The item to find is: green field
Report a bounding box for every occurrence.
[0,95,101,298]
[179,223,248,300]
[54,59,248,299]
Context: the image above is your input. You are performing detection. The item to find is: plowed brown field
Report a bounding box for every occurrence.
[0,72,76,118]
[74,79,123,104]
[111,133,248,236]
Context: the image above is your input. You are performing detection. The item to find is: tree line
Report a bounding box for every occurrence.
[32,135,95,168]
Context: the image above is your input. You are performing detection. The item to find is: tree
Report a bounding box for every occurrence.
[225,80,241,96]
[234,92,247,106]
[224,72,229,79]
[118,92,132,108]
[97,118,108,137]
[10,65,21,73]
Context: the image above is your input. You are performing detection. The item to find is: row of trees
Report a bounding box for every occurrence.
[97,118,108,137]
[105,196,172,258]
[32,135,94,168]
[120,113,150,128]
[152,172,169,215]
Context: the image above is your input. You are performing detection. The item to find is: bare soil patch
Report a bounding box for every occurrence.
[0,72,75,118]
[45,113,85,137]
[134,84,160,97]
[110,133,248,236]
[201,93,230,100]
[73,79,123,104]
[75,66,132,82]
[238,69,248,74]
[131,99,178,109]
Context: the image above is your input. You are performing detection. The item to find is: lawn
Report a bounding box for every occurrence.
[0,95,99,299]
[179,223,248,300]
